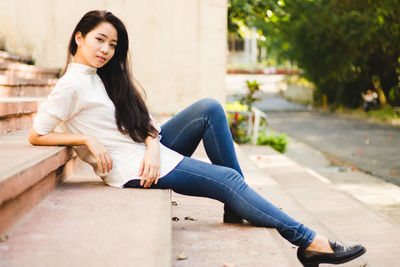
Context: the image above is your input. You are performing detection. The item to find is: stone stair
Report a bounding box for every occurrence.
[0,162,172,267]
[0,76,57,97]
[0,97,46,134]
[0,50,172,267]
[0,51,71,236]
[0,50,33,65]
[0,52,58,134]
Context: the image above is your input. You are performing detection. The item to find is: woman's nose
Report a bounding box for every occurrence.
[100,43,110,54]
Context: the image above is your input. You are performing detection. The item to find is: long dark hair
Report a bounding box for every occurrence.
[61,10,158,143]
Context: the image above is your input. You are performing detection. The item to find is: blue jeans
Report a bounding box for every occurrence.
[123,98,316,248]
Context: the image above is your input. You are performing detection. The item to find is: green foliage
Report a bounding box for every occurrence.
[257,132,288,153]
[225,101,289,151]
[335,105,399,123]
[226,100,248,112]
[239,80,262,110]
[389,86,400,106]
[226,80,262,143]
[228,0,400,108]
[226,111,251,144]
[366,106,399,121]
[285,75,315,88]
[226,101,251,144]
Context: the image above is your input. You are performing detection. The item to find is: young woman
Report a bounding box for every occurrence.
[28,10,366,267]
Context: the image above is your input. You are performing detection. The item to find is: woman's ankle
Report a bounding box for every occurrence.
[305,234,334,253]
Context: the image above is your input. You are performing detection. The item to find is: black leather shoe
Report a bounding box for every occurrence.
[223,205,243,224]
[297,240,366,267]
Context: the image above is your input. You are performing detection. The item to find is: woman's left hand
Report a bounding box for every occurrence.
[138,137,161,188]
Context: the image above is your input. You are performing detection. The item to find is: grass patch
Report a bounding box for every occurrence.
[257,132,289,153]
[335,106,399,123]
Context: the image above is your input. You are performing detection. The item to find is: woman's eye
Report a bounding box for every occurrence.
[111,44,117,48]
[96,38,103,42]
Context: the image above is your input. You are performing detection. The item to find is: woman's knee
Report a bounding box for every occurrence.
[194,98,224,116]
[221,168,247,189]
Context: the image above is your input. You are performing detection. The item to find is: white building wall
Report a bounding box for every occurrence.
[0,0,227,114]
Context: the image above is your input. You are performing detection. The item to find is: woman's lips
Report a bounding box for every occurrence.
[97,56,106,62]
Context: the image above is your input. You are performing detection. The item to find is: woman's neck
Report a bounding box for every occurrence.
[72,55,94,68]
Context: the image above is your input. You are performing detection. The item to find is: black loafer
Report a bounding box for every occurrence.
[297,240,366,267]
[223,205,243,224]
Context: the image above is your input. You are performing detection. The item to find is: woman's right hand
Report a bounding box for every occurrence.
[84,135,113,174]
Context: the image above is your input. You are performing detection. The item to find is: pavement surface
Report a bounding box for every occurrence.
[171,144,365,267]
[171,140,400,266]
[226,74,400,226]
[227,74,400,186]
[263,111,400,186]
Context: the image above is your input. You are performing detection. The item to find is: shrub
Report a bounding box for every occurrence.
[389,86,400,106]
[239,80,262,111]
[226,101,288,151]
[257,132,288,153]
[226,101,251,144]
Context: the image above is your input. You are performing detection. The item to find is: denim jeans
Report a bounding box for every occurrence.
[123,98,316,248]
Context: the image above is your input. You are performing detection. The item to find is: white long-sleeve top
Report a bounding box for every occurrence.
[33,62,184,188]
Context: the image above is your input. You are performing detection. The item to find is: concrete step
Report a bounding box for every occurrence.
[0,74,57,97]
[172,142,399,266]
[0,50,32,65]
[241,144,400,266]
[172,144,360,266]
[0,84,53,97]
[0,75,58,85]
[0,97,44,117]
[0,61,60,80]
[0,161,172,267]
[0,130,76,234]
[0,97,45,134]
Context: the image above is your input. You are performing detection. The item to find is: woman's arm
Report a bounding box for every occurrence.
[28,127,113,174]
[28,127,88,146]
[138,135,161,188]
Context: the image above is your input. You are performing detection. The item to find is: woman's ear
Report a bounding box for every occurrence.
[75,31,83,47]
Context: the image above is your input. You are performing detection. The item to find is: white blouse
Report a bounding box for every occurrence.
[33,62,184,188]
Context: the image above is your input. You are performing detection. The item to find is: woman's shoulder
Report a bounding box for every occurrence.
[53,71,81,93]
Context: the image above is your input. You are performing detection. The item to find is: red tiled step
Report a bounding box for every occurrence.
[0,84,53,97]
[0,131,172,266]
[0,130,76,234]
[0,97,44,117]
[1,164,172,267]
[0,50,32,64]
[0,61,60,80]
[0,75,58,87]
[0,97,45,134]
[0,75,57,97]
[0,75,58,97]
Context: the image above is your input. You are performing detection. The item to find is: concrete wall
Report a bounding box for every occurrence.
[0,0,227,114]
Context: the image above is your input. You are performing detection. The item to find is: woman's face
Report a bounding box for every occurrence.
[73,22,118,68]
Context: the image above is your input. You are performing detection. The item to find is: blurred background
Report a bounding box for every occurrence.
[1,1,400,265]
[0,0,227,114]
[0,0,399,196]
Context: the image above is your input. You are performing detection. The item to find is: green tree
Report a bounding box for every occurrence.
[228,0,400,107]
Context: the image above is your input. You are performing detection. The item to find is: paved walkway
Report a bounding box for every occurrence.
[225,73,400,229]
[171,142,400,266]
[226,74,400,186]
[264,111,400,186]
[281,132,400,226]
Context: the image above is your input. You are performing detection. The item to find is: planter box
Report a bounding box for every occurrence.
[282,84,313,105]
